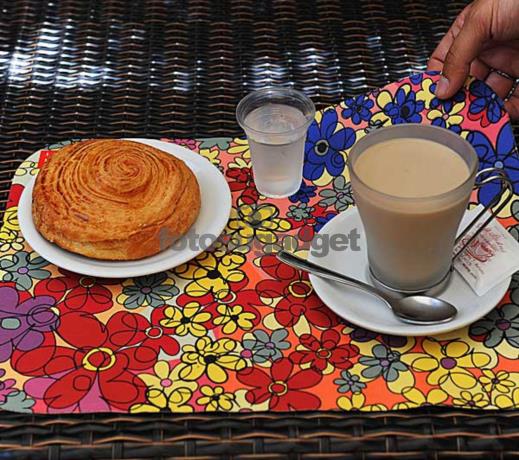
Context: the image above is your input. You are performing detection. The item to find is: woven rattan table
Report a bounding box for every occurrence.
[0,0,517,458]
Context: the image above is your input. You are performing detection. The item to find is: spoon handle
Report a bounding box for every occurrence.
[276,251,388,302]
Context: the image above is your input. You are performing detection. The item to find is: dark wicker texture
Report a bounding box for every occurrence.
[0,410,518,459]
[0,0,518,458]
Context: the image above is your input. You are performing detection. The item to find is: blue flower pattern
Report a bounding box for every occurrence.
[382,87,424,124]
[469,79,504,124]
[466,124,519,205]
[289,181,317,204]
[341,95,374,125]
[429,82,466,112]
[304,110,356,181]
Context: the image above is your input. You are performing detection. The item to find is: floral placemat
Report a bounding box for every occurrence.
[0,72,518,414]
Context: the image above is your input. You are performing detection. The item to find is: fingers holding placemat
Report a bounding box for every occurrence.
[479,43,519,118]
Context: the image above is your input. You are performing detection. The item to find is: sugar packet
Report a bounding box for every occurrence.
[454,205,519,296]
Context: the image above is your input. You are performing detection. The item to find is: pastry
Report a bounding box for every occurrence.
[32,139,201,260]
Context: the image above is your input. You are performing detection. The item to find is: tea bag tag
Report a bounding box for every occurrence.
[454,205,519,296]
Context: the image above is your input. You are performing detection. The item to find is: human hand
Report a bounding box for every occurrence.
[428,0,519,118]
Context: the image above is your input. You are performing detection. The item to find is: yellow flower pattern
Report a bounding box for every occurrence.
[175,251,246,299]
[15,160,39,177]
[228,156,251,170]
[161,302,211,337]
[337,393,387,412]
[0,229,24,252]
[392,387,448,410]
[199,148,221,167]
[213,304,256,334]
[177,337,246,383]
[2,207,19,232]
[495,388,519,409]
[131,361,197,413]
[403,340,493,396]
[197,385,236,411]
[452,391,490,409]
[228,137,250,158]
[427,102,465,129]
[227,202,291,247]
[479,370,515,394]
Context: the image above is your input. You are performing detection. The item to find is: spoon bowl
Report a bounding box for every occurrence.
[391,295,458,325]
[276,251,458,325]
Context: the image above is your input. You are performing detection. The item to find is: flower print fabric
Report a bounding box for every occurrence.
[0,72,517,414]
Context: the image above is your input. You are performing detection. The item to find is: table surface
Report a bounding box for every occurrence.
[0,0,518,458]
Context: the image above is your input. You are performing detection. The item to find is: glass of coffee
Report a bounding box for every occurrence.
[348,124,479,293]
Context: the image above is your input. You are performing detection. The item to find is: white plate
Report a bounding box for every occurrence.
[309,208,510,336]
[18,139,232,278]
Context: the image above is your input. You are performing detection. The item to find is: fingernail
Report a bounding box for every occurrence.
[435,76,449,98]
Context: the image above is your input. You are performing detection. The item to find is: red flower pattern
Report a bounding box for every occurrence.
[110,307,179,356]
[237,358,322,410]
[11,311,157,410]
[257,255,340,328]
[226,167,259,204]
[7,184,23,208]
[290,330,359,371]
[34,271,118,314]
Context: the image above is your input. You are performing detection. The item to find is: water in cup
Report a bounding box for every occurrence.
[236,87,315,199]
[244,104,308,197]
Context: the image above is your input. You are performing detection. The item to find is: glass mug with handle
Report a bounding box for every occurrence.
[348,124,513,295]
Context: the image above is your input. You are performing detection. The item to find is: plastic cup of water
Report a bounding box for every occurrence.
[236,87,316,198]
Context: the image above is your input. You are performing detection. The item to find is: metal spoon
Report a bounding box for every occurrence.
[276,251,457,325]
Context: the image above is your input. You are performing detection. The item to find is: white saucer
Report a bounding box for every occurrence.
[18,139,232,278]
[308,208,510,336]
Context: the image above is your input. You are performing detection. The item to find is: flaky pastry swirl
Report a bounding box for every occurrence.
[32,139,201,260]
